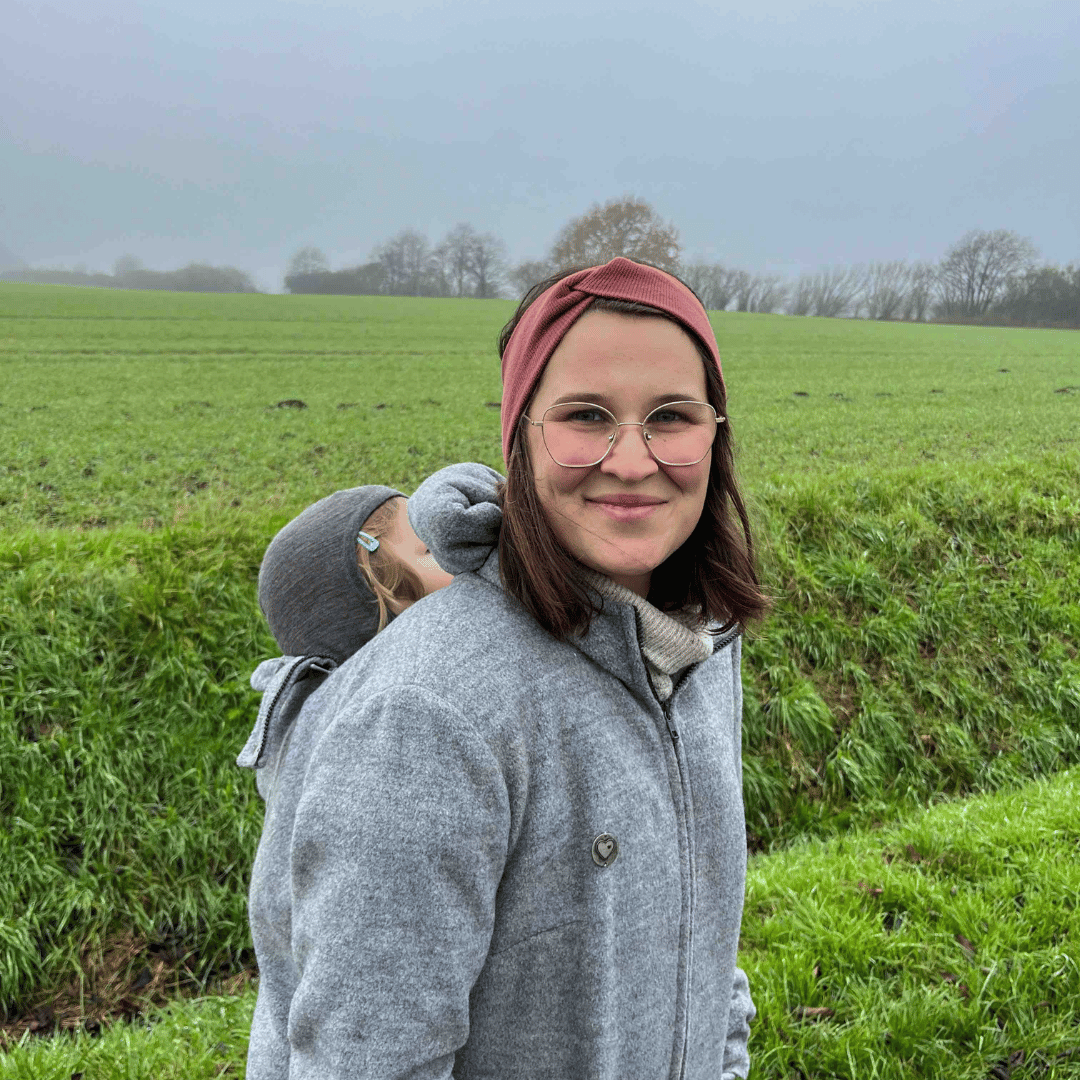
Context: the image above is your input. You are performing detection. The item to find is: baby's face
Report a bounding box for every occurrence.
[382,499,454,598]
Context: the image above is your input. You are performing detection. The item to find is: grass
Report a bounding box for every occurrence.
[0,988,256,1079]
[1,458,1075,1038]
[0,524,270,1026]
[742,456,1080,847]
[1,283,1079,1073]
[742,766,1080,1078]
[2,283,1078,529]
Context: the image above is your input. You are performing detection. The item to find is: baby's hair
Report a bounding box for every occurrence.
[355,497,425,632]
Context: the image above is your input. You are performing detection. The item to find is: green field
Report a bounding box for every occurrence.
[3,282,1078,529]
[1,283,1078,1078]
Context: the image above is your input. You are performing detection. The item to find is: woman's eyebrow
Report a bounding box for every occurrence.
[549,393,612,406]
[648,393,706,406]
[548,392,703,407]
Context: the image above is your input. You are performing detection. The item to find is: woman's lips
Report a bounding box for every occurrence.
[587,496,665,522]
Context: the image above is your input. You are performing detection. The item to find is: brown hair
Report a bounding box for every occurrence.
[355,497,426,632]
[497,265,769,641]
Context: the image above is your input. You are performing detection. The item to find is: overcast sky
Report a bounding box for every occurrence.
[4,0,1078,291]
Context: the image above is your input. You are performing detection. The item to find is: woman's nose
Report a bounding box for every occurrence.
[599,423,658,481]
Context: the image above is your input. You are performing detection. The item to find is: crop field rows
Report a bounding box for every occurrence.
[1,283,1079,1078]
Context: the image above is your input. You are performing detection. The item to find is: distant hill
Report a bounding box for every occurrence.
[0,243,26,271]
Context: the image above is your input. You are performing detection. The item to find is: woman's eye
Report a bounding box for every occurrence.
[649,409,685,424]
[565,408,608,423]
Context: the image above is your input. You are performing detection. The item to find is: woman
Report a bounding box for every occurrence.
[245,257,767,1080]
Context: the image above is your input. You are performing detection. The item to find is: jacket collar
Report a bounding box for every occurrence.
[476,549,667,708]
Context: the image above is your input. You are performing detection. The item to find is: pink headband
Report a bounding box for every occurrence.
[500,257,723,464]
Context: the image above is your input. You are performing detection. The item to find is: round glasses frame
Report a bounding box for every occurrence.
[523,400,725,468]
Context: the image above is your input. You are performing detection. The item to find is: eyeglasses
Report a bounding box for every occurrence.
[523,400,724,468]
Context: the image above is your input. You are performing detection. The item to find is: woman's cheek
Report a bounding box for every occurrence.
[661,460,710,493]
[533,453,589,500]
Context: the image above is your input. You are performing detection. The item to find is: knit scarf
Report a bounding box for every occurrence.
[586,572,713,702]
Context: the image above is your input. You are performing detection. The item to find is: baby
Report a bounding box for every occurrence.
[236,483,452,780]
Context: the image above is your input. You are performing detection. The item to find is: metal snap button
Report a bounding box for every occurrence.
[592,833,619,867]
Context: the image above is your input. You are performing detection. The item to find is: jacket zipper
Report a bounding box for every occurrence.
[637,623,739,1080]
[633,613,691,1080]
[632,611,681,747]
[663,691,692,1080]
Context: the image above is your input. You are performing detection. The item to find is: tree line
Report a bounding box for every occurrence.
[288,198,1078,329]
[3,195,1075,327]
[284,223,509,300]
[0,255,258,294]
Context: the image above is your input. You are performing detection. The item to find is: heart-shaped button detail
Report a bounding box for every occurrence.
[592,833,619,866]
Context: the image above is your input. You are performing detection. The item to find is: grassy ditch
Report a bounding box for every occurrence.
[0,523,271,1033]
[2,769,1076,1078]
[742,454,1080,848]
[1,457,1077,1033]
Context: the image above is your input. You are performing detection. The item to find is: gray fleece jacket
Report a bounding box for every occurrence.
[238,463,755,1080]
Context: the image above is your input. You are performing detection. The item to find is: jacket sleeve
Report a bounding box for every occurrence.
[722,633,756,1080]
[721,965,756,1079]
[285,684,510,1080]
[407,462,503,575]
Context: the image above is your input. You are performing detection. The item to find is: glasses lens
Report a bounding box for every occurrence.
[643,402,717,465]
[542,403,617,466]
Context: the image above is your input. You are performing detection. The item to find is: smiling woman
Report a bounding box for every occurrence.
[499,261,765,639]
[242,257,769,1080]
[521,312,713,595]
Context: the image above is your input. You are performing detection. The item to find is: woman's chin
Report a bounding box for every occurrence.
[578,544,669,590]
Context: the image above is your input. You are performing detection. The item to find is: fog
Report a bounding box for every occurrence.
[4,0,1077,291]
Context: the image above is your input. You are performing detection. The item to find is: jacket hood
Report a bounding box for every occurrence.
[237,654,337,771]
[407,462,504,575]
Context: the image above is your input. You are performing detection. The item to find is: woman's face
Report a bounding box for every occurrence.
[381,498,454,597]
[524,310,711,598]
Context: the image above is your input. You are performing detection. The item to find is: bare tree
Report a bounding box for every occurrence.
[900,261,934,321]
[679,262,741,311]
[786,275,815,316]
[753,276,789,314]
[507,260,553,298]
[548,196,680,272]
[803,266,863,318]
[862,261,911,320]
[731,270,757,313]
[286,246,330,278]
[426,246,451,297]
[374,229,437,296]
[679,263,717,308]
[729,271,789,314]
[935,229,1039,318]
[469,232,507,299]
[433,224,478,297]
[433,224,507,298]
